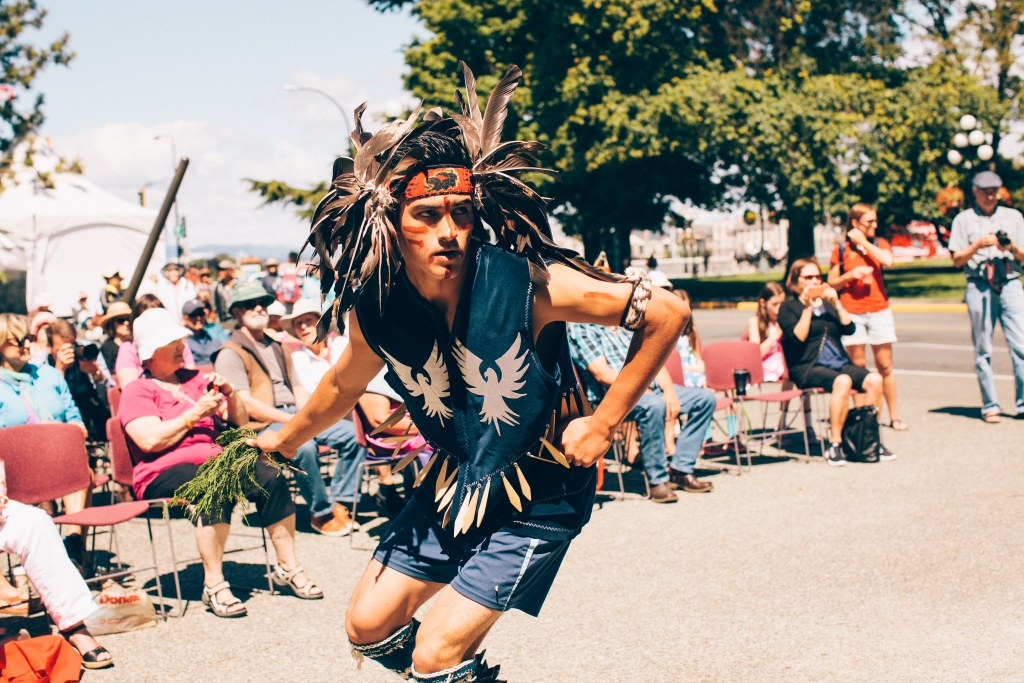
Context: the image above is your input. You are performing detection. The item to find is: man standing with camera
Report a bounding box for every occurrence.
[949,171,1024,423]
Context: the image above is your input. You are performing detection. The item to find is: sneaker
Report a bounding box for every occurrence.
[878,444,897,461]
[825,442,847,467]
[311,504,357,537]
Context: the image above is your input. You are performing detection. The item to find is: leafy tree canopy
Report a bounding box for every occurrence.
[0,1,73,167]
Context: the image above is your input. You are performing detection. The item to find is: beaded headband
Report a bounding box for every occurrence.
[395,166,474,202]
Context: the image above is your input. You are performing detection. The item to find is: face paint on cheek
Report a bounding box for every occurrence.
[443,268,452,279]
[403,226,428,235]
[406,239,424,247]
[427,255,435,264]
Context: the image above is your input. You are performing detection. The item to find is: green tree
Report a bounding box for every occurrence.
[0,1,73,169]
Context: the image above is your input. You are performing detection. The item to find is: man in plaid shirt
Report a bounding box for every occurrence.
[568,323,716,501]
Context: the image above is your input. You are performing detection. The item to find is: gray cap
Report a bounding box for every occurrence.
[973,171,1003,189]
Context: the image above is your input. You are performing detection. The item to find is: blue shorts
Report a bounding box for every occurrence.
[373,496,572,617]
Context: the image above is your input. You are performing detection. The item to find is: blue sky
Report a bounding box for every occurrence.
[28,0,423,251]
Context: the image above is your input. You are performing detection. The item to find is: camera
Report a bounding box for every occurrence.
[996,230,1012,248]
[74,342,100,362]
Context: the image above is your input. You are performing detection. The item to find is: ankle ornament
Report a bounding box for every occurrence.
[350,619,419,679]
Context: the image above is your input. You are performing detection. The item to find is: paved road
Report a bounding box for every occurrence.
[47,310,1024,682]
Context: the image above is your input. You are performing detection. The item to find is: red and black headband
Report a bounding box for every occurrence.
[393,166,474,202]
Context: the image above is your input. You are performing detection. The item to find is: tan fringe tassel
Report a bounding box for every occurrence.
[514,463,532,501]
[462,486,480,535]
[453,490,472,536]
[437,478,458,512]
[412,451,438,488]
[434,458,450,500]
[370,402,407,436]
[476,477,490,528]
[540,438,570,468]
[501,472,522,512]
[392,442,427,475]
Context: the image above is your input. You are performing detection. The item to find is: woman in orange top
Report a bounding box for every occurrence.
[827,203,906,430]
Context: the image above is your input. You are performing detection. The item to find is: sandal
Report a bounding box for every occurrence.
[62,624,114,670]
[271,565,323,600]
[890,419,909,431]
[201,581,248,618]
[984,412,1002,424]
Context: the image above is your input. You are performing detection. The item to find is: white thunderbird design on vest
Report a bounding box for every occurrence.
[383,342,454,425]
[452,334,529,436]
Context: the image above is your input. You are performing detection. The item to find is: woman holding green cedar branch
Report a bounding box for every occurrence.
[119,308,323,618]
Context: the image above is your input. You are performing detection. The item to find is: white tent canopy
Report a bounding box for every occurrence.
[0,138,166,316]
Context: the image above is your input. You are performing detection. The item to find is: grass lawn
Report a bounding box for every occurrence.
[673,264,966,302]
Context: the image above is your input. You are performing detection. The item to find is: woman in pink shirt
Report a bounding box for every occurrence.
[120,309,322,618]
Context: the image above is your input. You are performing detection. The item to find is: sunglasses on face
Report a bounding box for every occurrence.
[4,336,29,349]
[187,312,207,320]
[800,274,822,281]
[238,299,272,312]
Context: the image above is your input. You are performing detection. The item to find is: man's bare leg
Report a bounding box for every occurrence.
[413,586,501,674]
[346,559,444,644]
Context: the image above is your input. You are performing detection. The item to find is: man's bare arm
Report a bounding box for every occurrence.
[252,316,385,458]
[534,264,688,465]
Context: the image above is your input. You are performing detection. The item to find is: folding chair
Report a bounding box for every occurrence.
[349,405,428,549]
[664,348,741,474]
[106,386,121,416]
[702,341,811,469]
[606,420,650,499]
[106,418,275,614]
[0,423,169,620]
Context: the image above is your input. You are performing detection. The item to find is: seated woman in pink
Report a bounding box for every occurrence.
[115,294,194,388]
[747,282,788,383]
[120,308,322,618]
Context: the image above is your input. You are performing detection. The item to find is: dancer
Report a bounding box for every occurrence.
[254,63,687,683]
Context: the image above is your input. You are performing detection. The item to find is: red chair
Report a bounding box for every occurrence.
[702,340,811,468]
[1,423,169,619]
[349,405,428,548]
[106,386,121,416]
[663,349,740,474]
[106,418,274,610]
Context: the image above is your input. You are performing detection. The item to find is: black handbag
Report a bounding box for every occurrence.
[842,405,880,463]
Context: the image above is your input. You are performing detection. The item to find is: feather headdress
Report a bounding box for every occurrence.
[307,61,620,337]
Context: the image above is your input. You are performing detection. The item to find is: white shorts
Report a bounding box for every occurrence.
[842,307,898,347]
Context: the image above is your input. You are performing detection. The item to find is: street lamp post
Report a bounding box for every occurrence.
[283,85,352,140]
[947,114,995,170]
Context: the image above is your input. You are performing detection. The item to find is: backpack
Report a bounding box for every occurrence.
[277,264,301,304]
[842,405,880,463]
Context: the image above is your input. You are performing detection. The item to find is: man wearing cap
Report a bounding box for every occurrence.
[949,171,1024,422]
[182,300,227,367]
[261,258,281,296]
[212,261,237,325]
[99,269,124,313]
[212,283,355,535]
[155,263,197,317]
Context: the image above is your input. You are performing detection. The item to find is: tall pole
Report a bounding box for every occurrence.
[283,85,352,140]
[122,158,189,303]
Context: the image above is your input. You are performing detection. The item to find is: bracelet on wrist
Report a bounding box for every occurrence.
[182,415,194,431]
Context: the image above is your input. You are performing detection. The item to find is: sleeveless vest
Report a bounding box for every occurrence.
[356,244,594,537]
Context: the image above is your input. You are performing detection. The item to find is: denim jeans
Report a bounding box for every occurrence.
[668,385,717,474]
[965,278,1024,414]
[625,393,670,486]
[316,419,365,506]
[261,417,333,519]
[262,406,367,517]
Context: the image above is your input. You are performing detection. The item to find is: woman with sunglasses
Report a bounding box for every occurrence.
[827,204,905,431]
[778,258,890,466]
[98,301,133,374]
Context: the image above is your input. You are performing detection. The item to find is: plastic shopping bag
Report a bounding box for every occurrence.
[83,581,157,636]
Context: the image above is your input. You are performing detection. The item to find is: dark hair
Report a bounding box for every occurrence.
[288,251,299,264]
[394,130,472,172]
[756,281,786,341]
[131,294,164,324]
[786,257,820,294]
[47,318,76,345]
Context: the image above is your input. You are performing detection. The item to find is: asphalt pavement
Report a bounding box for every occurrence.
[35,307,1024,682]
